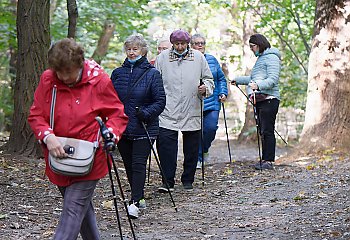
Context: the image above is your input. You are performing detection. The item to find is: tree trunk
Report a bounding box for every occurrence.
[6,0,50,156]
[91,21,116,64]
[237,11,257,143]
[300,0,350,152]
[67,0,78,38]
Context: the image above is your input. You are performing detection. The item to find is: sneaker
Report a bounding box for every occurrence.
[183,182,193,190]
[196,161,202,169]
[254,161,274,170]
[127,203,139,219]
[158,184,174,193]
[138,199,146,209]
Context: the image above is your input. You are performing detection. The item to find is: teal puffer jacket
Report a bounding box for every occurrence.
[236,47,281,100]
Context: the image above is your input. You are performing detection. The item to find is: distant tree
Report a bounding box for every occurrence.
[5,0,50,155]
[300,0,350,152]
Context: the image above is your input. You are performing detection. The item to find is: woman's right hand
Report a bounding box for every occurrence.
[46,135,67,158]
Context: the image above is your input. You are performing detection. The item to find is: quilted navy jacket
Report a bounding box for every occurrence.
[111,57,166,138]
[203,54,228,111]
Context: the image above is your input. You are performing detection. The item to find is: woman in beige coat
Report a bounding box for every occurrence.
[155,29,214,191]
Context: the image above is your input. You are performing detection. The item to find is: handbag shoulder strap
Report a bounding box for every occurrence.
[50,85,100,147]
[122,68,152,102]
[50,85,57,129]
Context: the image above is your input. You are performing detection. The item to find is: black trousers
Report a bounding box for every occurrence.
[255,98,280,161]
[117,137,152,202]
[156,127,200,187]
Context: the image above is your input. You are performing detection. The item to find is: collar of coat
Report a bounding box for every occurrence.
[169,48,195,62]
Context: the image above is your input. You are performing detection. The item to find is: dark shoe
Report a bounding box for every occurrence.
[158,184,174,193]
[183,183,193,190]
[254,161,274,170]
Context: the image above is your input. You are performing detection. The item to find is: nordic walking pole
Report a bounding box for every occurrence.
[147,154,151,184]
[233,84,288,145]
[105,152,123,239]
[221,102,232,163]
[136,108,178,212]
[199,80,205,186]
[96,117,137,240]
[252,91,263,170]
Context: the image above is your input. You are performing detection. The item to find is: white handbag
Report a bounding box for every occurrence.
[48,85,99,176]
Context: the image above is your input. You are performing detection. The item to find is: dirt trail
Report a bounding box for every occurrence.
[1,134,349,239]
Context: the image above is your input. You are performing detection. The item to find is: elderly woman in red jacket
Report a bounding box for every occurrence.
[28,38,128,240]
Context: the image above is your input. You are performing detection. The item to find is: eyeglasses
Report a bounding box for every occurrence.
[193,42,206,46]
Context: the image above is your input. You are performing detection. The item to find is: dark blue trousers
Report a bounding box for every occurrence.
[256,98,280,161]
[117,137,152,202]
[157,127,200,187]
[199,110,219,161]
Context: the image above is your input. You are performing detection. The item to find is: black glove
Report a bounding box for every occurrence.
[136,109,146,123]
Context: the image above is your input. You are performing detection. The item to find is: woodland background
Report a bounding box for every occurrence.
[0,0,349,158]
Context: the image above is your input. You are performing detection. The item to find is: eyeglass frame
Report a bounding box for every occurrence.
[193,41,206,46]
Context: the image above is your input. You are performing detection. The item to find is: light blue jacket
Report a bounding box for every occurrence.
[203,54,228,111]
[236,47,281,100]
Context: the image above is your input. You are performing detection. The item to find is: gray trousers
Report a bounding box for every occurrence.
[53,180,100,240]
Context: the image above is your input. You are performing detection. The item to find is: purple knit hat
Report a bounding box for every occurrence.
[170,29,190,44]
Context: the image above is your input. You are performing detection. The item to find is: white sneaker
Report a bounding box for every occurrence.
[196,161,202,169]
[127,203,139,219]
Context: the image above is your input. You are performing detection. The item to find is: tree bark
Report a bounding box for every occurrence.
[6,0,50,156]
[91,21,116,64]
[237,10,257,143]
[67,0,78,38]
[300,0,350,152]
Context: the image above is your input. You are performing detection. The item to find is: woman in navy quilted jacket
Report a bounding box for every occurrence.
[233,34,281,170]
[190,33,228,168]
[111,34,166,219]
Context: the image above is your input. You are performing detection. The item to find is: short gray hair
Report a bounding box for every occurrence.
[190,33,206,45]
[124,33,148,55]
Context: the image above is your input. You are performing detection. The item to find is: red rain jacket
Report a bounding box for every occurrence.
[28,60,128,186]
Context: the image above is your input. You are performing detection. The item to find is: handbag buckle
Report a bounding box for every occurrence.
[63,145,75,155]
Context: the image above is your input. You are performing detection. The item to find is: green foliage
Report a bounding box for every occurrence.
[237,0,315,109]
[51,0,152,69]
[0,56,13,132]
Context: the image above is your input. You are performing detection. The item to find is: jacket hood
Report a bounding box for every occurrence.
[261,47,281,59]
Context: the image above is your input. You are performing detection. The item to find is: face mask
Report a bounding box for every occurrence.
[174,49,188,56]
[128,55,142,64]
[254,50,260,57]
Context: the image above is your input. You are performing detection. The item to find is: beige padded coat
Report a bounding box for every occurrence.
[155,48,214,131]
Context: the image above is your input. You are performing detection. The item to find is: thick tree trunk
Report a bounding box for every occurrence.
[300,0,350,152]
[237,11,257,143]
[6,0,50,156]
[67,0,78,38]
[91,21,116,64]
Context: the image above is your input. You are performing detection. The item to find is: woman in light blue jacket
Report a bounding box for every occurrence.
[233,34,281,170]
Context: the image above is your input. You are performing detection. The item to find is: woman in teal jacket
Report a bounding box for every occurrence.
[233,34,281,170]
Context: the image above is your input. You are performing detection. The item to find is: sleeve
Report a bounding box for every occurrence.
[28,74,54,143]
[254,54,281,90]
[143,70,166,122]
[215,59,228,96]
[201,55,214,97]
[235,75,251,85]
[98,77,128,143]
